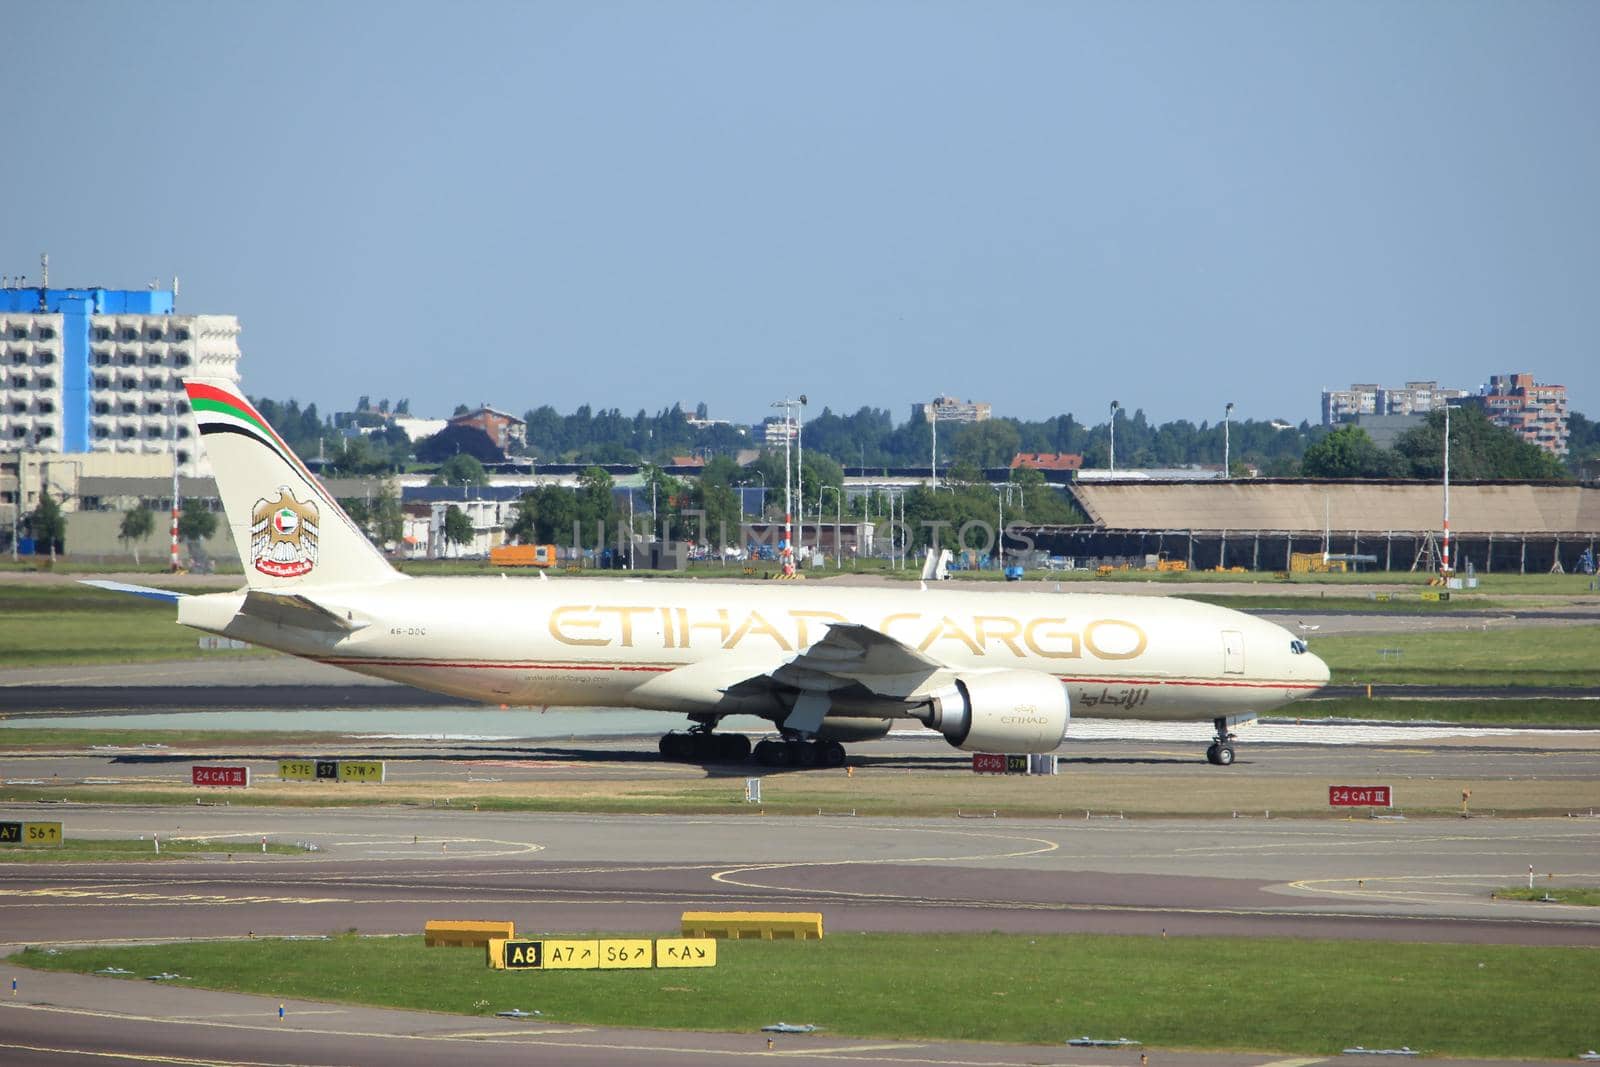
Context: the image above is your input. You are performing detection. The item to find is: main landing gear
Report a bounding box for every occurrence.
[659,718,848,768]
[658,727,752,763]
[753,737,847,769]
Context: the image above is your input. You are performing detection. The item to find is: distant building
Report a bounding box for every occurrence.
[1,282,241,476]
[762,417,796,446]
[1350,413,1426,450]
[390,415,447,441]
[449,406,526,451]
[1473,372,1569,455]
[915,395,991,424]
[1010,452,1084,473]
[1321,380,1467,427]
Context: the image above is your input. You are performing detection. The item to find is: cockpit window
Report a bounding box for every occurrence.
[1289,639,1308,655]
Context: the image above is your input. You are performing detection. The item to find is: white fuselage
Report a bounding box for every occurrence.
[178,578,1329,724]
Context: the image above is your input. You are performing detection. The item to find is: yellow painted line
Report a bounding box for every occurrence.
[175,1009,349,1019]
[425,1028,596,1038]
[1257,1059,1327,1067]
[778,1043,927,1054]
[710,824,1060,895]
[0,1042,345,1066]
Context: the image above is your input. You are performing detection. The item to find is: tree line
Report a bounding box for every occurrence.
[250,393,1589,481]
[1301,407,1568,480]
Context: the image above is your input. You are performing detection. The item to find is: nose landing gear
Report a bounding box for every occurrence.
[1206,714,1254,766]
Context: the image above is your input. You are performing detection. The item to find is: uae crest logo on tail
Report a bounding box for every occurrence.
[250,488,320,578]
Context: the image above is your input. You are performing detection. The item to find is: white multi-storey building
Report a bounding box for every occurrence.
[0,286,241,477]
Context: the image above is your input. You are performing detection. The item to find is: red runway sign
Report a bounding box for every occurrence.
[192,765,250,788]
[1329,785,1391,807]
[971,753,1008,774]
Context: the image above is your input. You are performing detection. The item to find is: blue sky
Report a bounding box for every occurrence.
[5,2,1595,426]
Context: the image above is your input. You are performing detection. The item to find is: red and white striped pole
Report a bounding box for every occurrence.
[170,449,181,572]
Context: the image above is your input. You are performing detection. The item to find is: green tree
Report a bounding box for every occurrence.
[339,496,372,533]
[370,481,405,548]
[430,453,488,487]
[118,504,155,563]
[28,489,66,560]
[509,485,580,545]
[952,420,1022,469]
[576,466,620,537]
[1394,407,1568,481]
[1301,426,1406,478]
[177,499,217,543]
[442,505,474,552]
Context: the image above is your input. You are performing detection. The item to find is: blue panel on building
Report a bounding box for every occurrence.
[59,296,92,452]
[0,287,174,315]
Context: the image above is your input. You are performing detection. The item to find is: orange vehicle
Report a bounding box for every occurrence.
[489,544,558,568]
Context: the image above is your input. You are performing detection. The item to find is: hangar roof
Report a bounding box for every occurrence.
[1065,480,1600,534]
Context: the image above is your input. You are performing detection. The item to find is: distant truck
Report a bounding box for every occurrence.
[489,544,558,568]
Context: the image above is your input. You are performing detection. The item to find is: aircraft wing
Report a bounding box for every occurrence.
[724,622,955,734]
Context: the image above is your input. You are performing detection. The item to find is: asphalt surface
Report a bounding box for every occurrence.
[3,800,1600,1065]
[3,598,1599,1065]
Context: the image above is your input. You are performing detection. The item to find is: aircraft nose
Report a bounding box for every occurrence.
[1308,651,1331,687]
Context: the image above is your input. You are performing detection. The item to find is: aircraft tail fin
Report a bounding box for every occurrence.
[183,378,402,590]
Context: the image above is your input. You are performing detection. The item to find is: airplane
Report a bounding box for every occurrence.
[90,378,1330,769]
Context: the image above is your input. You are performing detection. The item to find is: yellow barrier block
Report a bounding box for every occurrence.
[680,911,823,940]
[599,939,653,969]
[486,937,508,969]
[424,920,515,948]
[657,938,717,968]
[542,939,600,969]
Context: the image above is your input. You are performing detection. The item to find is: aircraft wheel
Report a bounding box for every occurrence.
[661,732,692,761]
[819,741,847,768]
[718,733,752,762]
[791,741,819,768]
[754,739,790,767]
[1205,743,1221,765]
[1215,744,1236,766]
[658,734,673,757]
[689,733,717,762]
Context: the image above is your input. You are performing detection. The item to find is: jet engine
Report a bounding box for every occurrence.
[913,670,1069,753]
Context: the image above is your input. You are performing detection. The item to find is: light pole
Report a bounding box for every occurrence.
[930,403,938,488]
[771,399,798,575]
[793,391,806,559]
[1442,404,1458,577]
[1108,400,1120,474]
[1223,401,1234,478]
[995,485,1005,571]
[819,485,841,568]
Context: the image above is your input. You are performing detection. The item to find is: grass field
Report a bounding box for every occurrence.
[0,585,263,667]
[0,837,306,862]
[1297,696,1600,725]
[0,728,350,749]
[1492,887,1600,906]
[15,933,1600,1057]
[1188,593,1517,613]
[1311,625,1600,687]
